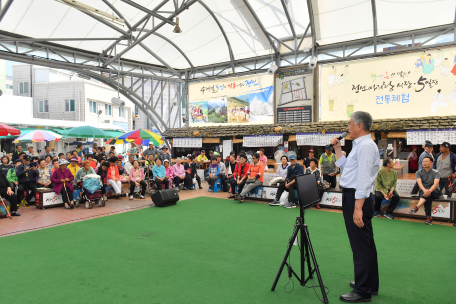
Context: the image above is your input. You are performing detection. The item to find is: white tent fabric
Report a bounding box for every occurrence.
[0,0,454,69]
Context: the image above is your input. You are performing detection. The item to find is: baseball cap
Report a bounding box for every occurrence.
[289,155,296,160]
[424,141,433,147]
[325,145,333,151]
[23,155,31,161]
[201,150,205,152]
[309,149,315,152]
[164,159,170,163]
[441,142,450,148]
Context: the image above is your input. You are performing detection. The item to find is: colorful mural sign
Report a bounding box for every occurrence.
[320,47,456,121]
[189,74,274,126]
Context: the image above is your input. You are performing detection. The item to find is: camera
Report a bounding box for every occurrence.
[267,64,278,75]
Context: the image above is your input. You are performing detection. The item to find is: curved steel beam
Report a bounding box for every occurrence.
[371,0,378,53]
[306,0,317,56]
[104,0,198,68]
[77,71,170,133]
[0,0,15,24]
[151,32,195,69]
[0,50,171,133]
[242,0,279,54]
[101,0,132,30]
[196,0,235,72]
[59,0,178,75]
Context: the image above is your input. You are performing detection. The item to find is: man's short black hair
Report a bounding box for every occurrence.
[230,151,236,156]
[58,153,64,157]
[253,152,260,159]
[383,157,392,167]
[52,159,59,164]
[102,161,110,168]
[188,155,194,161]
[76,144,83,148]
[310,158,319,166]
[211,156,217,162]
[239,153,247,160]
[39,158,46,164]
[44,145,50,149]
[86,154,93,159]
[109,156,117,163]
[19,152,26,157]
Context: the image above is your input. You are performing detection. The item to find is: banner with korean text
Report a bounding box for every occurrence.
[320,47,456,121]
[189,73,274,126]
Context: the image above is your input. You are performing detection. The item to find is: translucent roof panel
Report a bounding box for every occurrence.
[376,0,455,36]
[312,0,374,45]
[0,0,454,70]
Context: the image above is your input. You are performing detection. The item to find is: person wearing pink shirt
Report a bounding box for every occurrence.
[172,158,186,190]
[259,149,268,168]
[128,160,146,200]
[164,159,174,189]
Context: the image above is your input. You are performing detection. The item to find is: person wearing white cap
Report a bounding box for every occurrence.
[164,159,174,190]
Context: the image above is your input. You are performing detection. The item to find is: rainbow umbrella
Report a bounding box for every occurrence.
[14,130,62,143]
[117,129,163,146]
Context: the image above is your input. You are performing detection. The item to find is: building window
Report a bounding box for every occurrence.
[89,100,97,113]
[38,100,49,113]
[118,106,124,118]
[105,104,111,116]
[65,99,75,112]
[19,82,29,94]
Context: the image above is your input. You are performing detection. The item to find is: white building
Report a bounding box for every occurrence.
[0,94,126,154]
[13,65,133,132]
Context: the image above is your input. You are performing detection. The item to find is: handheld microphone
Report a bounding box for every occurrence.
[329,131,348,147]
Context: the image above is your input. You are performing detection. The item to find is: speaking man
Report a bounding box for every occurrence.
[331,111,380,303]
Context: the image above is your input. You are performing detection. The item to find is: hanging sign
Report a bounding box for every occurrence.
[173,137,203,148]
[243,135,283,147]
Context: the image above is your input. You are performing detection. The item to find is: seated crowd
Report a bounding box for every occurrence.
[2,139,452,225]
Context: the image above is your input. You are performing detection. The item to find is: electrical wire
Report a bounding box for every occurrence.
[0,203,153,237]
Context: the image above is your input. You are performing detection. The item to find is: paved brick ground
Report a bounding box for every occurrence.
[0,183,452,237]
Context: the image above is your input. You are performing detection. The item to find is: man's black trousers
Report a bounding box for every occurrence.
[342,191,379,298]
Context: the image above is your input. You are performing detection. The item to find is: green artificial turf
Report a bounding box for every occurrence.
[0,197,454,304]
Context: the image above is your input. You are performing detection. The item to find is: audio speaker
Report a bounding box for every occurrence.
[151,189,179,207]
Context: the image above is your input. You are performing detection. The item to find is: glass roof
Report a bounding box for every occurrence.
[0,0,454,70]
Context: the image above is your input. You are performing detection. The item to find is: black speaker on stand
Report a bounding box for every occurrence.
[151,189,179,207]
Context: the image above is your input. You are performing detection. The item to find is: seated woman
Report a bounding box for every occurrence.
[85,154,97,169]
[45,155,53,170]
[51,159,75,209]
[7,159,22,191]
[0,155,13,177]
[72,150,81,164]
[37,159,53,188]
[164,159,174,189]
[68,157,80,180]
[205,157,220,190]
[116,158,126,176]
[97,161,109,202]
[172,158,186,190]
[304,157,323,208]
[51,159,59,174]
[66,152,72,161]
[237,152,265,203]
[107,156,122,198]
[128,160,146,200]
[152,158,168,190]
[75,160,96,184]
[276,155,289,179]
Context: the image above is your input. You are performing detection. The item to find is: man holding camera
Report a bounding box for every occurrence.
[331,111,380,303]
[270,154,304,208]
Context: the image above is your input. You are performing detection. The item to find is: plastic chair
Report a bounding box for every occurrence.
[208,179,222,193]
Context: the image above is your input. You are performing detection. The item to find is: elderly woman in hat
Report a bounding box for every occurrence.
[68,157,80,179]
[51,159,75,209]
